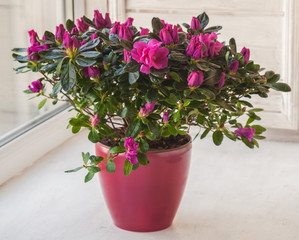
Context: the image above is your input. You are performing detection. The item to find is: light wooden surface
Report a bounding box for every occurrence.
[1,131,299,239]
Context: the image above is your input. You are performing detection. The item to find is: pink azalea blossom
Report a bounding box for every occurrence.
[160,24,179,45]
[234,128,256,142]
[190,17,201,30]
[218,72,226,88]
[229,60,239,74]
[90,114,101,127]
[124,49,131,63]
[187,71,204,88]
[163,110,171,123]
[28,29,39,45]
[28,79,43,92]
[83,66,100,79]
[76,17,89,33]
[55,24,65,44]
[94,11,112,29]
[138,101,156,118]
[124,137,139,165]
[140,28,149,36]
[240,47,250,65]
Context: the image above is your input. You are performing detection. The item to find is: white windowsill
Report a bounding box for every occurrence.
[1,130,299,239]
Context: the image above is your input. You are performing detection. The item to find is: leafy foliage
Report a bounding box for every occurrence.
[13,11,291,181]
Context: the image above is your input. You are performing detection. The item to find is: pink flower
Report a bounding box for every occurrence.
[55,24,65,44]
[186,33,223,60]
[110,22,120,34]
[240,47,250,65]
[163,110,171,123]
[90,114,101,127]
[140,28,149,36]
[138,101,156,118]
[79,40,87,46]
[187,71,204,88]
[190,17,201,31]
[124,137,139,165]
[71,27,79,35]
[234,128,256,142]
[131,40,169,74]
[160,24,179,45]
[28,29,39,45]
[63,33,79,51]
[94,11,112,29]
[83,66,100,79]
[118,25,134,41]
[124,49,131,63]
[218,72,226,88]
[123,17,134,27]
[76,17,89,33]
[27,43,45,61]
[28,79,43,92]
[229,60,239,74]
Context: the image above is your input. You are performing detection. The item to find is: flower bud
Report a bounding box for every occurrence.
[94,10,105,29]
[90,114,101,127]
[187,71,204,88]
[118,25,134,41]
[104,13,112,28]
[190,17,202,30]
[124,49,131,63]
[229,60,239,74]
[163,110,171,123]
[28,30,39,45]
[71,27,79,35]
[83,66,100,79]
[240,47,250,65]
[218,72,226,88]
[55,24,65,44]
[140,28,149,36]
[123,17,134,27]
[76,17,89,33]
[234,128,256,142]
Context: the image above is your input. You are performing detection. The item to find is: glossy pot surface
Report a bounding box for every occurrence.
[95,136,192,232]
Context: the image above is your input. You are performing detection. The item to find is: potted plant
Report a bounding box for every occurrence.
[12,11,291,232]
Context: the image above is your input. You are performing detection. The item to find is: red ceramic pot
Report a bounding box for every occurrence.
[95,136,192,232]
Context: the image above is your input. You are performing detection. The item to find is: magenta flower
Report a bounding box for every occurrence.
[138,101,156,118]
[110,22,120,34]
[218,72,226,88]
[160,24,179,45]
[240,47,250,65]
[83,66,100,79]
[79,40,87,46]
[187,71,204,88]
[90,33,98,40]
[124,137,139,165]
[140,28,149,36]
[76,17,89,33]
[27,44,45,61]
[123,17,134,27]
[124,49,131,63]
[186,33,223,60]
[163,110,171,123]
[131,39,169,74]
[234,128,256,142]
[190,17,201,30]
[63,33,79,51]
[229,60,239,74]
[94,10,112,29]
[28,29,39,45]
[55,24,65,44]
[71,27,79,35]
[90,114,101,127]
[28,79,43,93]
[118,25,134,41]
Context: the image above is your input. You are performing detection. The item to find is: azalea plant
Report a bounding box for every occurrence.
[12,11,291,181]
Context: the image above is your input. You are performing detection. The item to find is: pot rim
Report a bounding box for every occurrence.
[95,134,192,153]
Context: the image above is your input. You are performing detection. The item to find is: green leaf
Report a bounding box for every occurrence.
[109,146,126,155]
[145,89,158,103]
[78,38,101,52]
[205,25,222,33]
[213,130,223,146]
[12,48,27,52]
[238,100,253,108]
[201,129,210,139]
[87,166,101,173]
[124,61,141,72]
[82,152,90,164]
[168,125,178,136]
[120,39,133,51]
[44,50,65,60]
[65,166,84,173]
[84,172,95,182]
[52,82,62,96]
[94,102,107,118]
[137,152,149,166]
[126,118,141,137]
[199,88,215,99]
[251,125,266,134]
[128,71,139,84]
[106,160,116,173]
[173,111,181,122]
[38,99,47,110]
[147,121,160,139]
[79,51,101,58]
[61,62,76,92]
[23,89,35,94]
[229,38,237,54]
[197,12,209,29]
[269,82,291,92]
[72,126,81,133]
[75,57,97,67]
[124,159,133,176]
[66,19,76,33]
[139,138,149,153]
[169,72,181,82]
[152,17,164,34]
[267,74,280,83]
[118,107,136,118]
[88,128,100,143]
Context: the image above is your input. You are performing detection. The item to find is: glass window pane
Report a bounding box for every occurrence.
[0,0,66,140]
